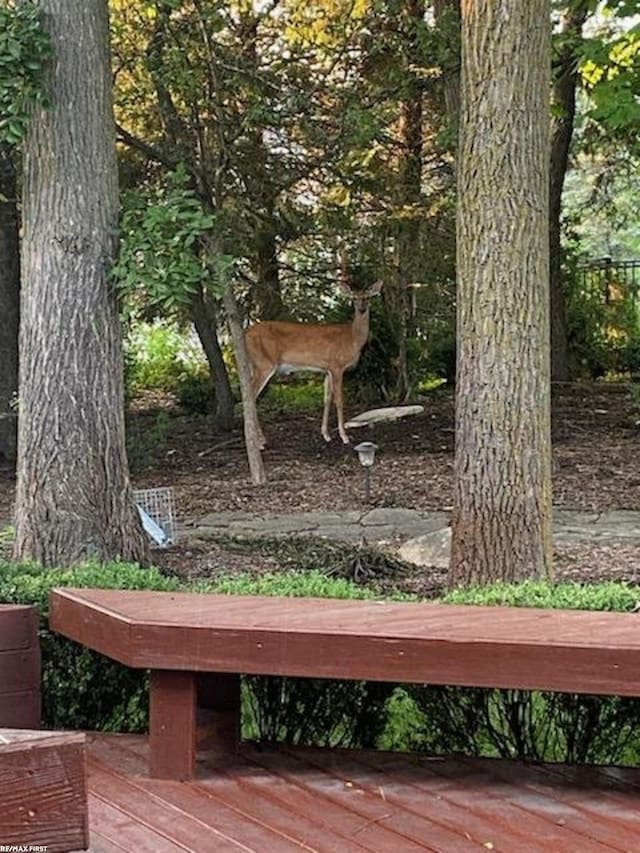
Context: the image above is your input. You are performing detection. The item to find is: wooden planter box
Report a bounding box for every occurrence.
[0,729,88,852]
[0,604,41,728]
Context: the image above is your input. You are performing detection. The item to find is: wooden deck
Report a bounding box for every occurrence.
[84,734,640,852]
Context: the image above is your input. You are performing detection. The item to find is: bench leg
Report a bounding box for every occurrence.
[149,670,197,780]
[197,673,241,753]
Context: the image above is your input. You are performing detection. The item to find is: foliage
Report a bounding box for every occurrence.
[124,321,208,395]
[0,1,50,145]
[126,409,171,473]
[562,250,640,377]
[114,168,221,316]
[442,578,640,611]
[406,580,640,765]
[205,568,379,599]
[579,9,640,138]
[243,675,393,748]
[257,379,324,416]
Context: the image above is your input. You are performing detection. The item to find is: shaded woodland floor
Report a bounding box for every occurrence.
[1,382,639,589]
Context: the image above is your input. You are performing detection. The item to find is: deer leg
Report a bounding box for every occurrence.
[321,373,333,442]
[332,370,350,444]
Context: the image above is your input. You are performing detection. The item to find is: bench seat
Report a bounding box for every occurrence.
[49,587,640,780]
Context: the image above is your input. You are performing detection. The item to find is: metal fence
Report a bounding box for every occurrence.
[579,258,640,304]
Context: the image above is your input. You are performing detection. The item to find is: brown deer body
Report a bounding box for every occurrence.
[245,275,382,446]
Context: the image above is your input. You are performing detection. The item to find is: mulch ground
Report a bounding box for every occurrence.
[1,381,639,592]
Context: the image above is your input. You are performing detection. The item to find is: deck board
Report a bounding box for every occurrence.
[84,734,640,852]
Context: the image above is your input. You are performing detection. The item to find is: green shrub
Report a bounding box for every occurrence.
[442,579,640,611]
[175,371,214,414]
[257,380,324,416]
[124,321,209,398]
[404,580,640,765]
[126,410,171,472]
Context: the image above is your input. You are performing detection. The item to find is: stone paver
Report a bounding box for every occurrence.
[4,507,640,553]
[186,507,640,548]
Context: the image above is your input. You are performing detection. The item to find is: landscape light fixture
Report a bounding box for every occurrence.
[354,441,378,501]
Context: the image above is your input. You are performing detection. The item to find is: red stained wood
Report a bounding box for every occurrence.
[0,604,39,650]
[84,734,640,852]
[0,688,41,728]
[51,587,640,696]
[344,749,633,852]
[0,648,41,693]
[149,670,197,780]
[0,729,88,853]
[0,605,40,728]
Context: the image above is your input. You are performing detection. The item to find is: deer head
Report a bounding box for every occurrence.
[338,251,383,315]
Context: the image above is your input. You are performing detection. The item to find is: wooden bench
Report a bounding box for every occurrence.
[0,729,88,852]
[50,586,640,781]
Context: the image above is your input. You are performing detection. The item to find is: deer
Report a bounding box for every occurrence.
[245,259,383,447]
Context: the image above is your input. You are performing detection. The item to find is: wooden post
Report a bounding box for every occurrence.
[149,670,197,780]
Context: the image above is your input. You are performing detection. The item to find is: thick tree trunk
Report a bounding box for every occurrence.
[189,284,235,429]
[549,4,589,382]
[450,0,553,587]
[0,144,20,462]
[13,0,147,567]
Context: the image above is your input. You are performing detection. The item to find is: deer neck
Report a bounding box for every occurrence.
[351,306,371,350]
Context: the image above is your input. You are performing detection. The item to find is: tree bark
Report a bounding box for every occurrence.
[189,284,235,429]
[254,221,284,321]
[433,0,461,126]
[240,9,284,322]
[13,0,148,567]
[0,144,20,462]
[221,284,266,485]
[450,0,553,587]
[386,0,425,402]
[549,4,589,382]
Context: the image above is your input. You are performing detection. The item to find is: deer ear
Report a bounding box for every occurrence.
[368,280,383,296]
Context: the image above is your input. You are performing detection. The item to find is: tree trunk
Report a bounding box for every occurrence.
[240,9,284,322]
[0,144,20,462]
[221,284,266,485]
[189,284,235,429]
[450,0,553,587]
[387,0,425,402]
[549,4,589,382]
[13,0,148,567]
[254,221,284,320]
[433,0,461,127]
